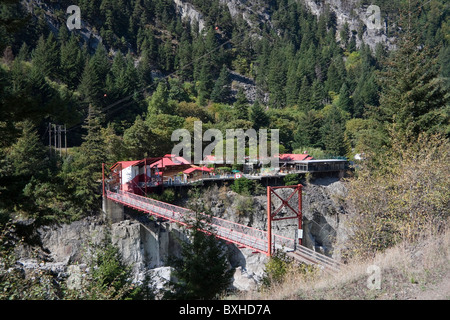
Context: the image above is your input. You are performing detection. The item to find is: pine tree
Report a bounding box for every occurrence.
[337,81,353,115]
[374,31,450,142]
[90,43,110,87]
[340,22,350,48]
[210,64,231,103]
[234,87,249,120]
[68,105,106,212]
[164,190,233,300]
[321,104,348,156]
[267,47,287,108]
[196,61,211,106]
[78,58,102,106]
[250,100,269,130]
[32,33,59,79]
[310,79,325,109]
[297,76,311,112]
[60,34,84,90]
[7,120,46,178]
[285,59,300,107]
[176,30,193,81]
[325,60,343,94]
[137,51,153,88]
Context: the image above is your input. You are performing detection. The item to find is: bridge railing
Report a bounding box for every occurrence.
[295,245,342,272]
[107,190,296,255]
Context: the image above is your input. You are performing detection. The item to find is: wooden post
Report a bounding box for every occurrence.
[298,184,302,246]
[102,163,105,197]
[144,158,148,196]
[267,186,272,256]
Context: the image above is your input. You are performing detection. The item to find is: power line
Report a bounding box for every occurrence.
[48,123,68,157]
[66,0,440,131]
[67,0,302,132]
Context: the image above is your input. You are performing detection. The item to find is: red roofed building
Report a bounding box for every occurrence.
[109,157,163,194]
[278,153,314,173]
[150,154,191,185]
[183,166,212,182]
[279,153,314,162]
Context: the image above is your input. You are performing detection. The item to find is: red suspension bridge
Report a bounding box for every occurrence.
[103,165,341,272]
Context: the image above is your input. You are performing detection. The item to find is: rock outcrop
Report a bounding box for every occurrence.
[12,177,347,294]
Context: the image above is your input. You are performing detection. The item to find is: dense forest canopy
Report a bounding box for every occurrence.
[0,0,448,223]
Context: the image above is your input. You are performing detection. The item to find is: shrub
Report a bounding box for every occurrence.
[235,196,254,216]
[148,189,176,204]
[231,177,255,195]
[261,250,316,288]
[344,133,450,259]
[283,173,301,186]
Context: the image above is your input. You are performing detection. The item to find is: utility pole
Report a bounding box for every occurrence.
[49,122,52,156]
[58,125,62,157]
[64,124,67,157]
[49,123,68,158]
[53,124,57,153]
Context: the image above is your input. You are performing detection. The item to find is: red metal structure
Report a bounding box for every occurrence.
[105,189,294,255]
[102,168,341,271]
[106,158,164,195]
[267,185,303,256]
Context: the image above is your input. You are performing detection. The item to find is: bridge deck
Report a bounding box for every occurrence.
[106,190,340,271]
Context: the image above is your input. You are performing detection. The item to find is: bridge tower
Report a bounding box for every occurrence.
[267,184,303,256]
[102,163,124,223]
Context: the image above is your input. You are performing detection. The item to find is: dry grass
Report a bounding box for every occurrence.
[235,224,450,300]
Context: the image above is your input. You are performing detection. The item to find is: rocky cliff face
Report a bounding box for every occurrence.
[13,177,347,294]
[202,177,348,257]
[192,177,349,286]
[177,0,395,51]
[301,0,395,51]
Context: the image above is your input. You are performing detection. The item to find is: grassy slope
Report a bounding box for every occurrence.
[238,224,450,300]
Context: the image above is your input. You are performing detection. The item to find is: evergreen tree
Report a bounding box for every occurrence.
[60,34,84,90]
[78,58,102,106]
[285,59,300,107]
[325,60,343,94]
[250,100,269,130]
[297,76,311,112]
[164,190,233,300]
[310,79,325,109]
[374,32,450,142]
[348,33,357,52]
[210,64,231,103]
[321,104,348,156]
[6,120,46,178]
[148,81,171,115]
[292,109,323,149]
[31,33,59,79]
[67,105,106,213]
[234,87,249,120]
[90,43,110,88]
[267,47,287,108]
[337,81,353,115]
[340,22,350,48]
[176,30,193,82]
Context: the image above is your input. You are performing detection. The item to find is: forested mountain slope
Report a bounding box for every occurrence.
[0,0,448,234]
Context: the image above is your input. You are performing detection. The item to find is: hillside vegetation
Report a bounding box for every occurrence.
[240,222,450,300]
[0,0,449,300]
